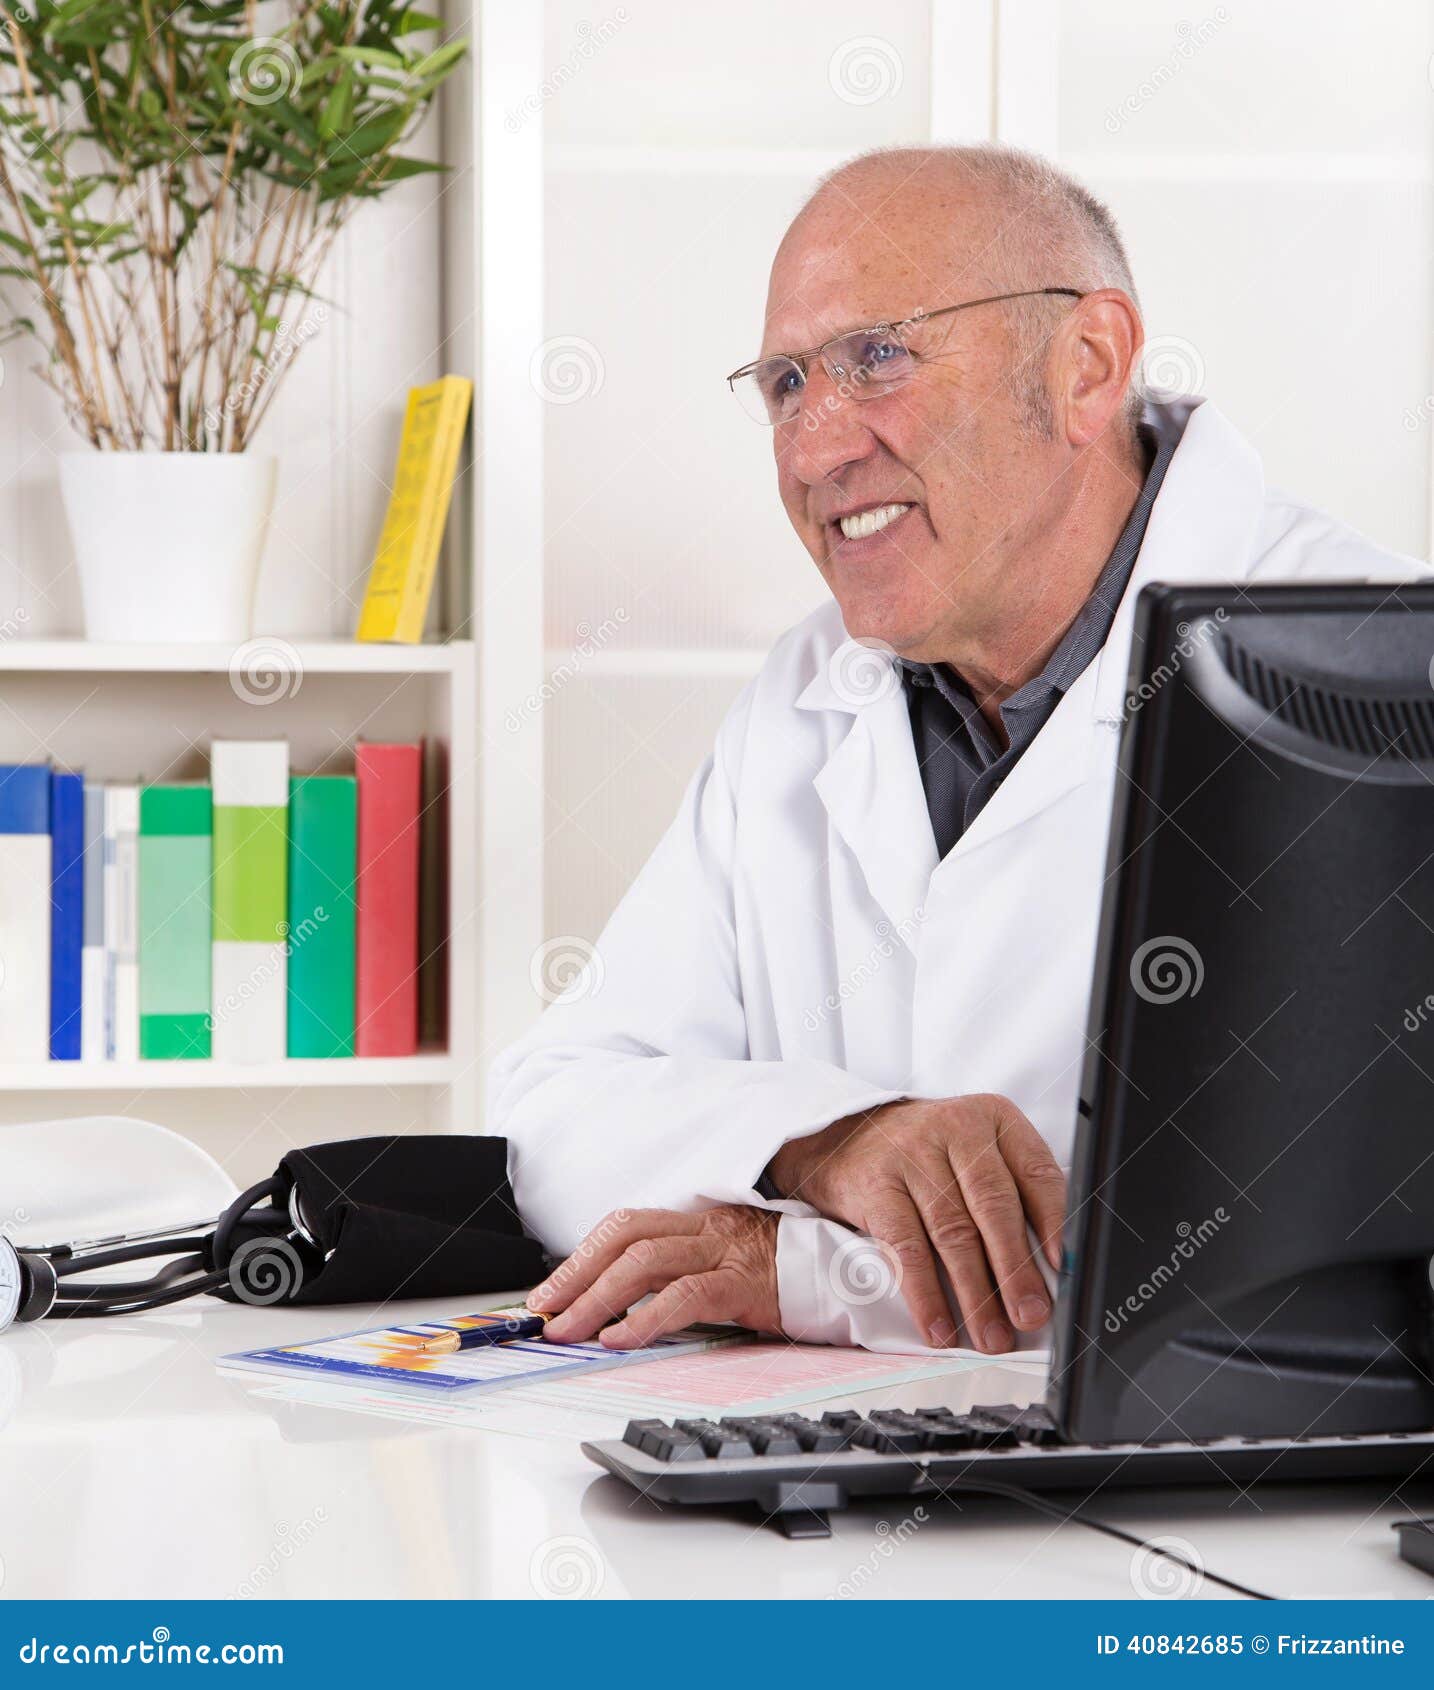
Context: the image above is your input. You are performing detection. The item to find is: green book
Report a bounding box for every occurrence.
[139,784,213,1059]
[287,774,357,1058]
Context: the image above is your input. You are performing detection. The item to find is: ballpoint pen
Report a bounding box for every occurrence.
[411,1312,552,1354]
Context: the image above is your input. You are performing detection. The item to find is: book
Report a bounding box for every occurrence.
[211,741,289,1063]
[355,741,421,1056]
[287,774,357,1058]
[139,784,213,1059]
[0,765,51,1061]
[49,771,84,1061]
[103,785,140,1061]
[356,375,473,644]
[81,784,106,1062]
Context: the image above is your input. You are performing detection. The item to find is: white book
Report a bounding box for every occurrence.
[211,740,289,1064]
[103,784,140,1062]
[80,783,106,1062]
[0,769,50,1063]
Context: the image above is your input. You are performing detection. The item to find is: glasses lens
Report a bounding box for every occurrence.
[732,356,804,425]
[824,328,914,395]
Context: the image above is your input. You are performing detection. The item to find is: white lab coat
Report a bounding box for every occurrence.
[489,398,1422,1354]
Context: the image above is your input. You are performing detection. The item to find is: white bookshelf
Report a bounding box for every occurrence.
[0,632,479,1151]
[0,1055,458,1091]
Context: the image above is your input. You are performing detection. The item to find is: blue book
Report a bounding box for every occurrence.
[49,771,84,1060]
[0,765,51,1062]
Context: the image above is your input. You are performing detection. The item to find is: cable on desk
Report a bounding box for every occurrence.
[931,1474,1275,1601]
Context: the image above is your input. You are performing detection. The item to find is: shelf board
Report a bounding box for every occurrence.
[0,1054,457,1090]
[0,639,474,675]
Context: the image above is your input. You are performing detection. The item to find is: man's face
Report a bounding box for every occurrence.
[763,178,1073,662]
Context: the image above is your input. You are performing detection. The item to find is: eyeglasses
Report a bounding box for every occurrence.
[725,288,1084,426]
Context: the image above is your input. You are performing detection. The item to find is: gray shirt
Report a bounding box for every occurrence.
[902,411,1177,859]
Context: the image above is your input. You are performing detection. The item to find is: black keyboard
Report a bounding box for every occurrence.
[582,1403,1434,1538]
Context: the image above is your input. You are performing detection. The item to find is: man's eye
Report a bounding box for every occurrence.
[857,338,908,372]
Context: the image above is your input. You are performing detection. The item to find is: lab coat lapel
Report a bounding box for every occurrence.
[942,399,1269,860]
[803,646,936,946]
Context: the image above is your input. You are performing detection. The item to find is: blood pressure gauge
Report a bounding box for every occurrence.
[0,1237,57,1333]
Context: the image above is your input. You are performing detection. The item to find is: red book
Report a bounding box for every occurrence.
[355,741,422,1056]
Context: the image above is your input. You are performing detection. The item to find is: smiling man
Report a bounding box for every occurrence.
[489,145,1417,1356]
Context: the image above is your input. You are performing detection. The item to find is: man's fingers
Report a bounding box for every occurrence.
[948,1143,1051,1334]
[999,1111,1068,1271]
[903,1167,1008,1351]
[542,1235,714,1342]
[529,1209,696,1314]
[863,1187,958,1348]
[601,1271,733,1349]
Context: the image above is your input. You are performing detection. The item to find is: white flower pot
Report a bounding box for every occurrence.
[60,452,278,643]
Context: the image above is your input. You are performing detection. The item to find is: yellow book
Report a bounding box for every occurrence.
[356,375,473,643]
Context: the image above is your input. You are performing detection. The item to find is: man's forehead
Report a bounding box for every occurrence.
[761,173,1002,353]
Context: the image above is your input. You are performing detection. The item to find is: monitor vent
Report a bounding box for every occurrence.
[1221,635,1434,764]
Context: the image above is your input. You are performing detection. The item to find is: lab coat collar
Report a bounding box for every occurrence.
[1090,396,1266,724]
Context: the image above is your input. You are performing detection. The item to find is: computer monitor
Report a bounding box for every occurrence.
[1050,582,1434,1446]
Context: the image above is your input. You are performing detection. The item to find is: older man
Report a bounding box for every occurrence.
[489,145,1417,1356]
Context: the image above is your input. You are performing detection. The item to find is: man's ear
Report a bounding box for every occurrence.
[1055,290,1143,448]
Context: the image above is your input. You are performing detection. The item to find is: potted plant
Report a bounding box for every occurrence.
[0,1,466,641]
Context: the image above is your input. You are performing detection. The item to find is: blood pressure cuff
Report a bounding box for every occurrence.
[216,1134,549,1306]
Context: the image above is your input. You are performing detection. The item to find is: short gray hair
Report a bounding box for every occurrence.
[810,144,1143,438]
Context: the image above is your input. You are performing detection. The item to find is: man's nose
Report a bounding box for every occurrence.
[781,363,878,484]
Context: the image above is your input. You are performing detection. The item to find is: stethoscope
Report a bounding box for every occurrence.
[0,1177,323,1331]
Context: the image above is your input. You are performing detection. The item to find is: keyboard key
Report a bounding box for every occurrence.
[699,1426,757,1459]
[645,1430,706,1462]
[623,1418,672,1449]
[719,1416,803,1456]
[820,1409,864,1436]
[779,1415,848,1454]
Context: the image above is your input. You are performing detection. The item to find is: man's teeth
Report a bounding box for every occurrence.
[838,503,911,541]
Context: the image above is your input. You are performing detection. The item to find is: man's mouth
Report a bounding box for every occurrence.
[832,502,914,543]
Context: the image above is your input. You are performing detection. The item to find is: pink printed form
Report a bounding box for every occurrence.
[569,1341,974,1411]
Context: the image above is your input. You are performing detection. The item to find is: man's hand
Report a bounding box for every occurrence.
[767,1094,1065,1352]
[528,1205,782,1348]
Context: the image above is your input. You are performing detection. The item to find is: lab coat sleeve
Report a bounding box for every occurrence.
[488,681,904,1274]
[774,1214,1055,1357]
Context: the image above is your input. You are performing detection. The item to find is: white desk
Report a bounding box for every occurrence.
[2,1295,1430,1601]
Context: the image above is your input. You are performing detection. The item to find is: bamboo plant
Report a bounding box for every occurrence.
[0,1,466,452]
